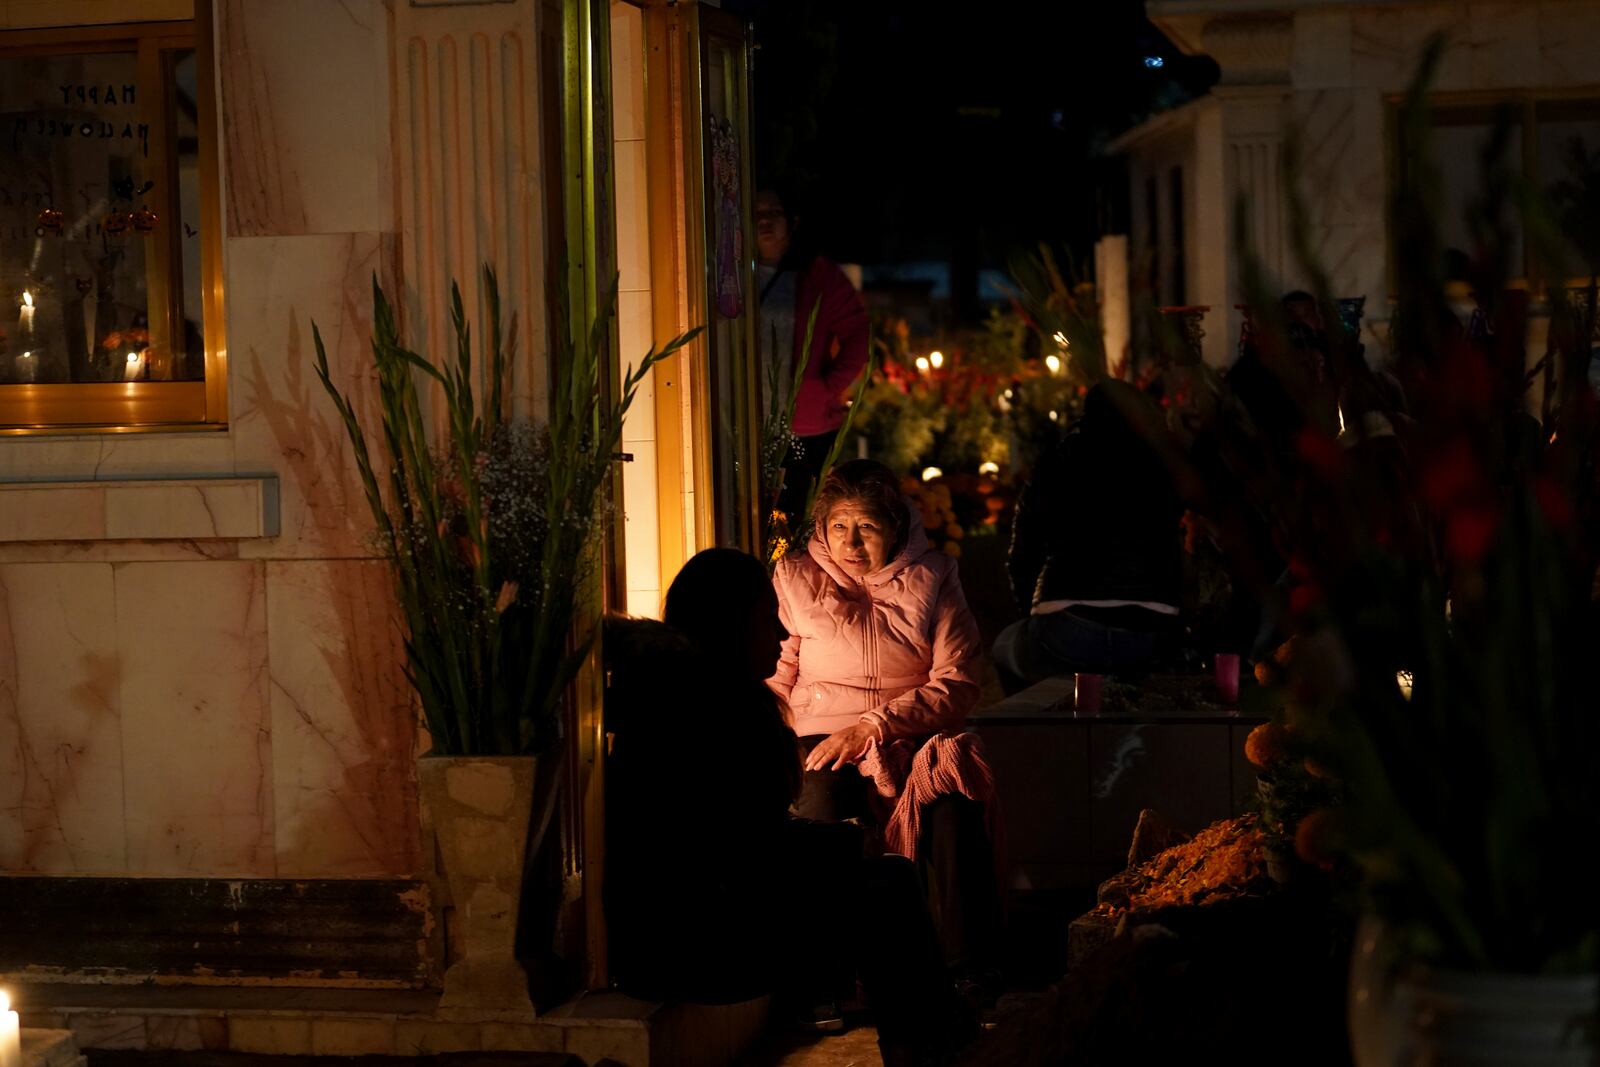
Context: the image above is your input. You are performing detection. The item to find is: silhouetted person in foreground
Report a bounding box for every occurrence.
[604,549,974,1065]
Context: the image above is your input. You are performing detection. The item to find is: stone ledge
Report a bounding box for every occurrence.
[8,984,770,1067]
[0,476,279,542]
[21,1029,86,1067]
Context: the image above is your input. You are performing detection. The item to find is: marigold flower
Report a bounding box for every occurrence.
[944,522,964,540]
[942,541,961,558]
[1244,722,1292,768]
[1293,808,1340,870]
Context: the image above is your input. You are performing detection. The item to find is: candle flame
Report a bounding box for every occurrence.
[914,356,930,373]
[21,291,33,308]
[127,350,141,365]
[928,350,944,369]
[1045,353,1062,374]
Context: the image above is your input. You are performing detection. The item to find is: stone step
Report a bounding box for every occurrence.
[8,984,769,1067]
[21,1029,86,1067]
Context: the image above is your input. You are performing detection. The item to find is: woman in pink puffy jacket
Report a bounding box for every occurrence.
[771,459,1001,988]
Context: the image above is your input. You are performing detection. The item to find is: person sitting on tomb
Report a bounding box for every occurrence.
[768,459,1003,1001]
[993,380,1184,693]
[604,548,973,1063]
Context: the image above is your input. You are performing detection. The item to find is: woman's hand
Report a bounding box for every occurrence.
[804,721,879,772]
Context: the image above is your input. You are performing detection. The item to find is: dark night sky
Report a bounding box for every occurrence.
[723,0,1216,298]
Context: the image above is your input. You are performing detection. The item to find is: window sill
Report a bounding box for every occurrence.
[0,475,279,542]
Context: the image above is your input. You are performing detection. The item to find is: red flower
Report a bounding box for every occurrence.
[1532,476,1575,532]
[1447,344,1493,412]
[1288,579,1325,618]
[1420,437,1481,510]
[1295,428,1345,480]
[1444,501,1500,563]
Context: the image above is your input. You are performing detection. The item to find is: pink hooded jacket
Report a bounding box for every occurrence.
[770,509,984,742]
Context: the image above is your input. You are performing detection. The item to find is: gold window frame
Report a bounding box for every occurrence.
[0,13,226,434]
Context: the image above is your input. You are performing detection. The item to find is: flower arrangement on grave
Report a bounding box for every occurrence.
[1243,721,1342,876]
[901,475,964,558]
[1173,41,1600,976]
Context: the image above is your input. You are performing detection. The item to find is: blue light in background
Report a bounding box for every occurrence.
[1143,55,1165,69]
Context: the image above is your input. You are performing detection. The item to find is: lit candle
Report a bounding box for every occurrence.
[928,350,944,369]
[914,355,930,375]
[123,348,146,382]
[1045,353,1062,375]
[17,290,34,339]
[15,351,36,384]
[1,988,21,1067]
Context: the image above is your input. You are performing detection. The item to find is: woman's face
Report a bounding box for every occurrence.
[745,586,789,681]
[755,191,791,266]
[825,501,894,577]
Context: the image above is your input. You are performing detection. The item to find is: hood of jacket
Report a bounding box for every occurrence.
[772,499,981,741]
[807,498,933,590]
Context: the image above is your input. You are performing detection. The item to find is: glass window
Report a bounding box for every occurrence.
[0,22,220,430]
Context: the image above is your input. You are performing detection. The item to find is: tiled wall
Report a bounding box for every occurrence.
[0,0,445,880]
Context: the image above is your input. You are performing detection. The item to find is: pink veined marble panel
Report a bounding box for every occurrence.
[1293,90,1360,228]
[218,0,388,237]
[266,559,420,877]
[116,559,275,876]
[0,562,126,873]
[1539,2,1600,87]
[228,232,393,562]
[219,0,308,237]
[1291,9,1353,90]
[1468,2,1540,90]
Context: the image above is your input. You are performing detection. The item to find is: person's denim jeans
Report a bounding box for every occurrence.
[992,610,1176,694]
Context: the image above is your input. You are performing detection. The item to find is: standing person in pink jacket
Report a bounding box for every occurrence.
[755,187,871,527]
[770,459,1004,997]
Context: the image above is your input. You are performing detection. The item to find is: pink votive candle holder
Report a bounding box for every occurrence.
[1214,653,1241,703]
[1075,672,1102,714]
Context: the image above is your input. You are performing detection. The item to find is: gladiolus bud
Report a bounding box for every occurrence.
[494,581,519,614]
